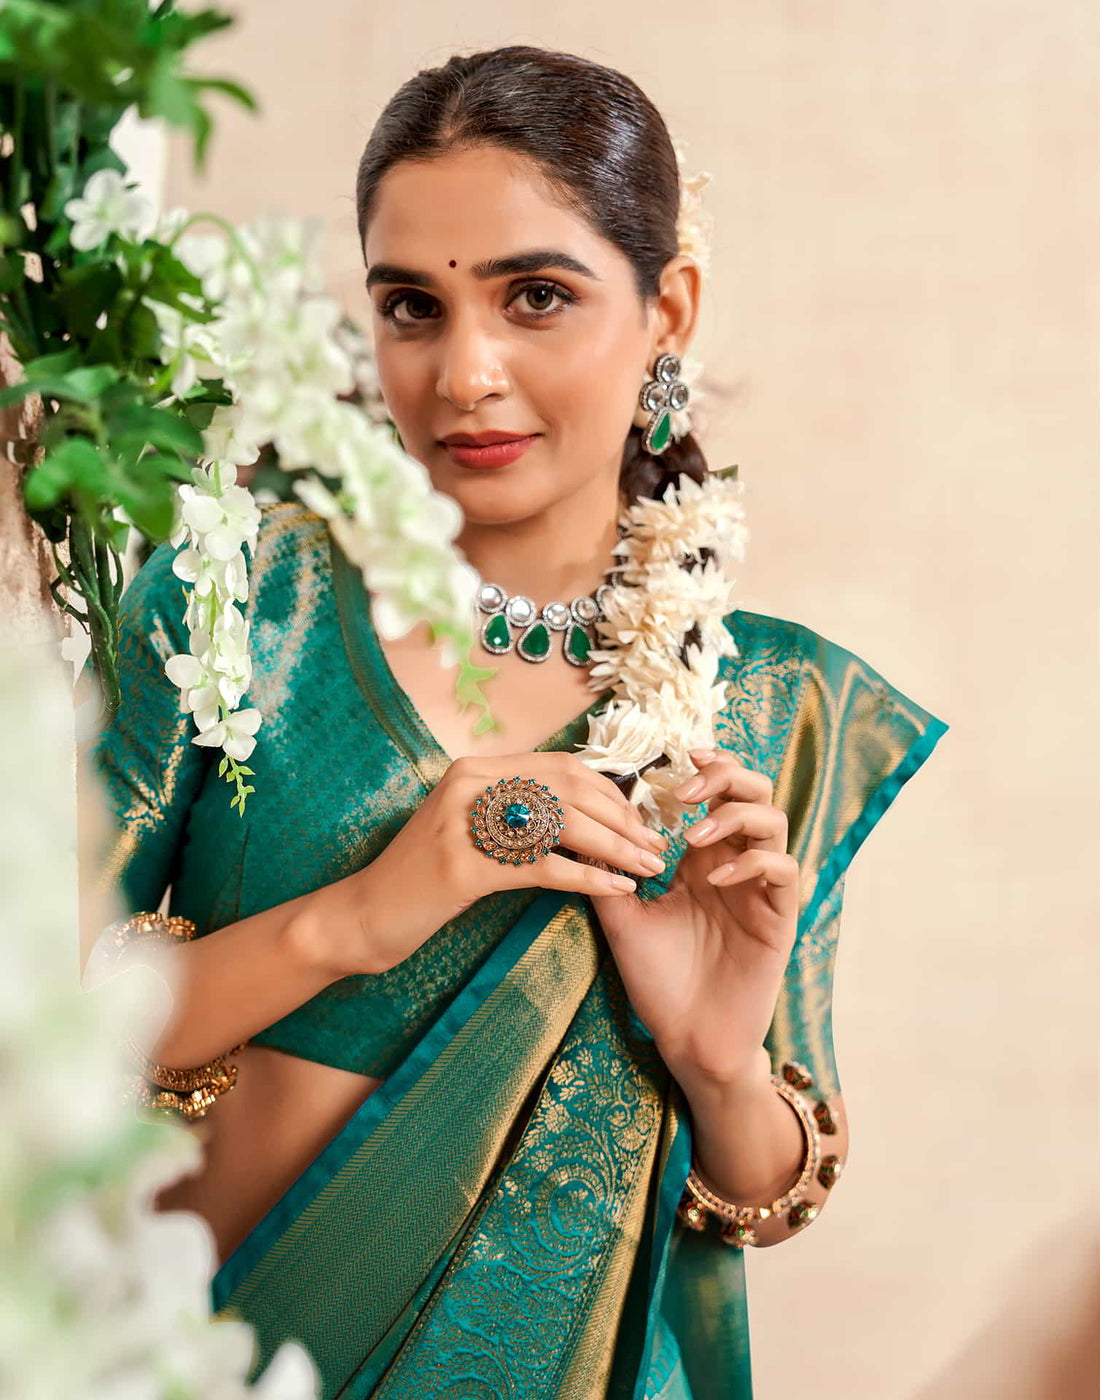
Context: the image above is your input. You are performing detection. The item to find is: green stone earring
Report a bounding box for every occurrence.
[637,352,690,455]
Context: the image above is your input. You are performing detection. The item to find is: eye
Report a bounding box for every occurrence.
[512,279,576,318]
[377,278,577,327]
[378,289,438,325]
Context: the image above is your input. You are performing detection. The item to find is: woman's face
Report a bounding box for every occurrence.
[362,144,696,526]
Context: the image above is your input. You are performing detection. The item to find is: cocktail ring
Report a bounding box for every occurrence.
[469,776,566,866]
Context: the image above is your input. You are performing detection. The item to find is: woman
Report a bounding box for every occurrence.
[82,45,949,1400]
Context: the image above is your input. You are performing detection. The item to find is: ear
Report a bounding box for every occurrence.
[652,252,702,359]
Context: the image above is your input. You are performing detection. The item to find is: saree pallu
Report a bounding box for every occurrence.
[82,502,950,1398]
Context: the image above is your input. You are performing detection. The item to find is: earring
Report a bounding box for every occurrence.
[633,352,690,455]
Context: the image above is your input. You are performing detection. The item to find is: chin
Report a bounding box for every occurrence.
[453,485,562,530]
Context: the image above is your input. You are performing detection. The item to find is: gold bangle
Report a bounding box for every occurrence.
[676,1059,844,1248]
[108,911,247,1122]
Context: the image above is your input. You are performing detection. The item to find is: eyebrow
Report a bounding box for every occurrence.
[364,248,601,291]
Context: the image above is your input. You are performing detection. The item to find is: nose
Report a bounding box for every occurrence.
[435,313,510,412]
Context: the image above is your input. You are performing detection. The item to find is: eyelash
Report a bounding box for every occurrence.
[377,278,578,326]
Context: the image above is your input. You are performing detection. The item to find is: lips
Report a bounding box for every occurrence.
[440,432,540,469]
[440,431,535,446]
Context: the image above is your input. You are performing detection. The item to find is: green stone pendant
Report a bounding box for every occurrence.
[516,619,551,660]
[482,612,512,652]
[564,622,590,665]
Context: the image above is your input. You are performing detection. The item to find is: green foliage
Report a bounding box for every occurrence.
[0,0,256,729]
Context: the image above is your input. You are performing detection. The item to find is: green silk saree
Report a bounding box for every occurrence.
[83,501,950,1398]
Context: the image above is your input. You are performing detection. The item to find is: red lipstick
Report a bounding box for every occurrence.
[440,431,540,469]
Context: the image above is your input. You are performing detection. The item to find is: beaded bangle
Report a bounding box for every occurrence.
[108,912,247,1122]
[676,1059,844,1248]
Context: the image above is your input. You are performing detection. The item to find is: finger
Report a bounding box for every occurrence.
[552,756,668,852]
[683,799,788,854]
[458,753,666,853]
[706,848,800,919]
[675,753,773,809]
[555,804,668,882]
[499,849,638,898]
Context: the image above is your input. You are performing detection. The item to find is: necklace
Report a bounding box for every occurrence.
[473,524,628,668]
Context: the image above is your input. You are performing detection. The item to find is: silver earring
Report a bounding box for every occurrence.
[635,352,690,455]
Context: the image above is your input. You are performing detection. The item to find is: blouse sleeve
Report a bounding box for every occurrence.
[764,626,951,1098]
[78,537,212,931]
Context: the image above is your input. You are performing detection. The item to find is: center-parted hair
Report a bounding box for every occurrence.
[354,44,709,505]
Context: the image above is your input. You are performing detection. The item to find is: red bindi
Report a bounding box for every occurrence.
[449,259,457,268]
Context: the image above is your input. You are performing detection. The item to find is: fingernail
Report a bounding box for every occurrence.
[690,748,717,762]
[678,776,704,799]
[610,874,637,891]
[638,849,666,873]
[687,818,716,843]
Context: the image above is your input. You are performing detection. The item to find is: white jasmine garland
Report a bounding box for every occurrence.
[573,470,749,838]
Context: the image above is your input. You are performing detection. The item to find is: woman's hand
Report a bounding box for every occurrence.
[339,753,670,976]
[589,748,800,1089]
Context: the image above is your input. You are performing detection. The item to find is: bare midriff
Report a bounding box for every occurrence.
[153,1044,385,1268]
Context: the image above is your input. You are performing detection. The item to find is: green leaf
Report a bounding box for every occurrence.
[56,262,125,336]
[114,470,178,541]
[191,76,259,114]
[0,361,119,409]
[23,438,110,510]
[110,404,204,458]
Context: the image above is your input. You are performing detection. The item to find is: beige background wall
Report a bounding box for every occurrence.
[165,4,1099,1395]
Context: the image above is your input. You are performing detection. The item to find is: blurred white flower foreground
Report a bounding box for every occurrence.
[0,631,319,1400]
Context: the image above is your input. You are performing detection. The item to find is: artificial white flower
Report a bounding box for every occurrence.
[145,294,223,397]
[64,168,155,250]
[581,699,667,778]
[201,406,263,470]
[164,649,222,730]
[171,544,248,605]
[177,478,261,562]
[192,705,263,762]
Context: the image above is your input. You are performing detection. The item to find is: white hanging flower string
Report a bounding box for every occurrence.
[153,214,480,812]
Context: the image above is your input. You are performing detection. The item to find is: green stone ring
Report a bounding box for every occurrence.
[468,776,566,866]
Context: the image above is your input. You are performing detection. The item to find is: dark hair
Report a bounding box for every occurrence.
[354,44,709,506]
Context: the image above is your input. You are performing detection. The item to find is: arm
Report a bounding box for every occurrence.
[116,875,362,1068]
[679,901,851,1252]
[674,618,949,1248]
[675,881,851,1248]
[77,530,378,1068]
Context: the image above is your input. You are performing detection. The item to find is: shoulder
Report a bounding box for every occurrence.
[714,603,950,806]
[720,605,944,730]
[721,605,863,675]
[246,499,334,618]
[120,500,332,648]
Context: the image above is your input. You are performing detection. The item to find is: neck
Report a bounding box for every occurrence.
[455,475,626,605]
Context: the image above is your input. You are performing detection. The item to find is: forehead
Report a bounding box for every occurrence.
[364,146,603,264]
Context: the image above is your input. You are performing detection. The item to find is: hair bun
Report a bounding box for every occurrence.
[620,423,708,505]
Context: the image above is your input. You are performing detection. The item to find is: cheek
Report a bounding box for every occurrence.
[517,323,644,436]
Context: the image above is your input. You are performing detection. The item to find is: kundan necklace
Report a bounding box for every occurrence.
[474,523,628,668]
